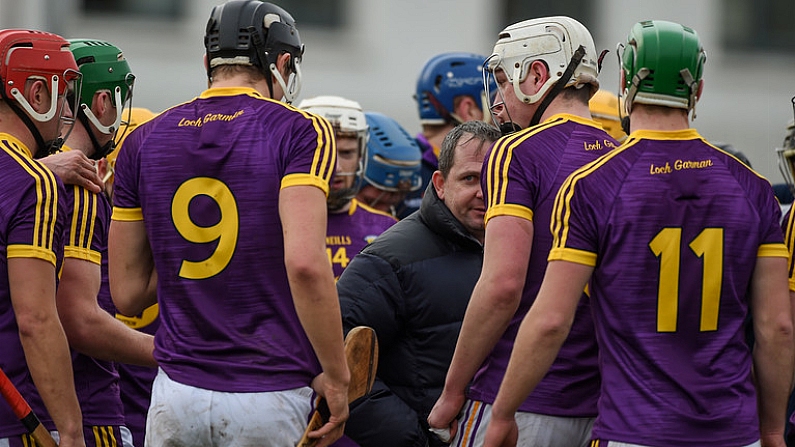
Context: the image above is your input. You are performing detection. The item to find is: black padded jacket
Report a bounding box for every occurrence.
[337,183,483,447]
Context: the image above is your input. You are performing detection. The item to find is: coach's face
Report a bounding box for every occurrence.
[432,134,486,243]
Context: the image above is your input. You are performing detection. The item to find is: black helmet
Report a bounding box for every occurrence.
[204,0,304,102]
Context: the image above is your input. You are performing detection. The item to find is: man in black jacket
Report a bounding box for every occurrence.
[337,120,499,447]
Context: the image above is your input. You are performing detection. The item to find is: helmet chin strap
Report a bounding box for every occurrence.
[528,45,586,127]
[81,87,124,136]
[76,109,115,160]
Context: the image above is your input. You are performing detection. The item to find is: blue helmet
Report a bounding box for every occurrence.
[415,52,493,125]
[363,112,422,192]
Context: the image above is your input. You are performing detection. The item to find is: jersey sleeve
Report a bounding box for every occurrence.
[548,166,601,267]
[756,180,787,259]
[7,161,62,266]
[112,124,145,221]
[280,112,336,196]
[482,135,537,225]
[62,185,104,265]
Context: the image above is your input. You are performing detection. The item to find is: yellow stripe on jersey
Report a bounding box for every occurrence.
[350,198,398,220]
[548,246,598,266]
[484,204,533,225]
[1,136,59,252]
[307,114,335,184]
[70,186,97,249]
[111,206,143,221]
[7,245,57,265]
[281,173,331,196]
[484,118,562,223]
[551,139,637,250]
[64,246,102,264]
[758,243,789,258]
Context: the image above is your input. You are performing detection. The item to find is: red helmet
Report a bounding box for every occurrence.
[0,29,80,120]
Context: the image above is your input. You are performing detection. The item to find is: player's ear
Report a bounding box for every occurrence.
[27,79,50,114]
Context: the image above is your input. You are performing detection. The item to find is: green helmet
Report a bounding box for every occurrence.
[620,20,705,114]
[68,38,135,135]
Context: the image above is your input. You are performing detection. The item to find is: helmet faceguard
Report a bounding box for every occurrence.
[298,95,369,211]
[776,96,795,197]
[69,39,135,159]
[414,52,494,126]
[619,20,706,120]
[363,112,422,193]
[0,29,82,157]
[204,0,305,103]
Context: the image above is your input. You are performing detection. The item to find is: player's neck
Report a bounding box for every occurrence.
[629,106,690,132]
[0,109,40,154]
[64,125,98,158]
[210,76,271,99]
[537,97,591,123]
[423,124,454,149]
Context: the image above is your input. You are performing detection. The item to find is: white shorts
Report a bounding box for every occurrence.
[452,399,594,447]
[145,368,314,447]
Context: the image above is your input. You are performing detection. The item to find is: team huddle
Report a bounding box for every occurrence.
[1,1,794,447]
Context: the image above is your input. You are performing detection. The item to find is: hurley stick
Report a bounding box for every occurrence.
[297,326,378,447]
[0,367,58,447]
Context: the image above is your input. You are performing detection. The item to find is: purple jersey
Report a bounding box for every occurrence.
[115,304,159,447]
[0,134,64,436]
[326,198,397,279]
[61,177,124,426]
[549,129,787,446]
[112,87,336,392]
[468,114,615,416]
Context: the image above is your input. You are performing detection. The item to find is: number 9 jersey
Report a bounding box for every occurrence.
[111,87,336,393]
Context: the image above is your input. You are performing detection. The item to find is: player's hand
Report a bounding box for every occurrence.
[483,413,518,447]
[427,388,465,442]
[56,430,87,447]
[759,433,786,447]
[309,372,349,447]
[39,151,103,193]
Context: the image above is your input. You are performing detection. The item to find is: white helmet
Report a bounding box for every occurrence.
[298,95,368,152]
[487,16,600,105]
[298,95,369,210]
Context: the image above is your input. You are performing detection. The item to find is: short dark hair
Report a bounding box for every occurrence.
[438,121,500,177]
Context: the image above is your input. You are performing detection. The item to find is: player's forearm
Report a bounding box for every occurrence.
[288,259,349,384]
[444,279,521,394]
[64,307,155,366]
[491,304,571,419]
[753,324,794,436]
[109,221,158,316]
[19,318,83,441]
